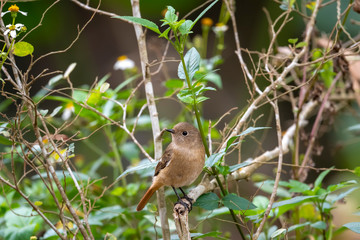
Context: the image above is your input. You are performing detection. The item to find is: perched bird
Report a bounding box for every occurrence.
[136,122,205,211]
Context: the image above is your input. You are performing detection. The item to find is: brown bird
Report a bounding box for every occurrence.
[136,122,205,211]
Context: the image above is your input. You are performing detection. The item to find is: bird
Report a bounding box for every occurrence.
[136,122,205,211]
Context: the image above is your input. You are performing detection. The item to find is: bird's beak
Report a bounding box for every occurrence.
[166,128,175,134]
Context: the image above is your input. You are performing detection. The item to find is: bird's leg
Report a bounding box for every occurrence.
[179,187,193,211]
[172,186,191,212]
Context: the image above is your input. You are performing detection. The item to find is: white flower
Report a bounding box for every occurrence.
[213,23,229,35]
[114,55,135,70]
[4,23,24,38]
[1,4,27,17]
[62,102,75,121]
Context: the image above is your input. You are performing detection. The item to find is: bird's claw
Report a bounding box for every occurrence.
[174,198,192,214]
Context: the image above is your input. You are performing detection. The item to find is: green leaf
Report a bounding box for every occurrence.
[288,38,298,44]
[271,228,287,238]
[203,72,222,88]
[192,231,224,239]
[343,222,360,233]
[205,150,225,168]
[229,160,252,172]
[193,192,219,210]
[88,205,124,225]
[4,206,43,239]
[295,41,307,48]
[311,221,327,230]
[115,16,161,34]
[331,187,358,204]
[217,165,230,176]
[179,20,193,35]
[164,6,178,24]
[225,126,271,151]
[354,166,360,177]
[197,207,229,221]
[178,47,200,82]
[48,74,63,86]
[116,160,157,181]
[222,193,257,210]
[327,180,357,192]
[191,0,219,30]
[348,124,360,132]
[272,196,316,208]
[195,96,209,103]
[164,79,183,88]
[13,41,34,57]
[255,181,291,198]
[0,135,12,145]
[159,27,171,39]
[72,90,88,103]
[114,73,141,92]
[49,106,62,117]
[314,167,333,189]
[288,222,311,232]
[279,179,311,193]
[177,89,194,104]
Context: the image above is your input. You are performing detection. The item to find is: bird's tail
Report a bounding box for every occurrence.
[136,181,163,211]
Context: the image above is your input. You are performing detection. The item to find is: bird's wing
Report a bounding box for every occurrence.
[154,144,173,176]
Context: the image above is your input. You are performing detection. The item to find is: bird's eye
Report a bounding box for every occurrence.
[182,131,188,136]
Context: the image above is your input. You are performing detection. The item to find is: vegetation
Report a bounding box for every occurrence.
[0,0,360,239]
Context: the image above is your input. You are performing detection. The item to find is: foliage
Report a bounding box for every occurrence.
[0,1,360,240]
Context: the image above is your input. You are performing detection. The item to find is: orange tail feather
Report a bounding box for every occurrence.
[136,182,163,211]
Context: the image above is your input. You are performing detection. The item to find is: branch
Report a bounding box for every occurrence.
[130,0,170,239]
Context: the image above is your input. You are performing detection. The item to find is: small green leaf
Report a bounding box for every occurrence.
[314,167,334,190]
[203,72,222,89]
[331,187,358,204]
[192,231,223,239]
[13,41,34,57]
[279,179,311,193]
[72,90,88,103]
[205,150,225,168]
[272,196,316,208]
[0,135,12,145]
[115,16,161,34]
[179,20,193,35]
[164,6,177,24]
[159,27,171,39]
[229,160,252,172]
[116,161,157,181]
[222,193,257,210]
[193,192,220,210]
[191,0,219,30]
[178,47,200,82]
[288,222,311,232]
[271,228,287,238]
[354,166,360,177]
[177,89,194,104]
[217,165,230,176]
[288,38,298,44]
[39,109,48,116]
[343,222,360,233]
[164,79,184,88]
[295,41,307,48]
[195,96,209,103]
[348,124,360,132]
[48,74,63,86]
[50,106,62,117]
[311,221,327,230]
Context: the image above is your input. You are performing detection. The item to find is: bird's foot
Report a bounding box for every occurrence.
[182,195,193,211]
[174,198,192,214]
